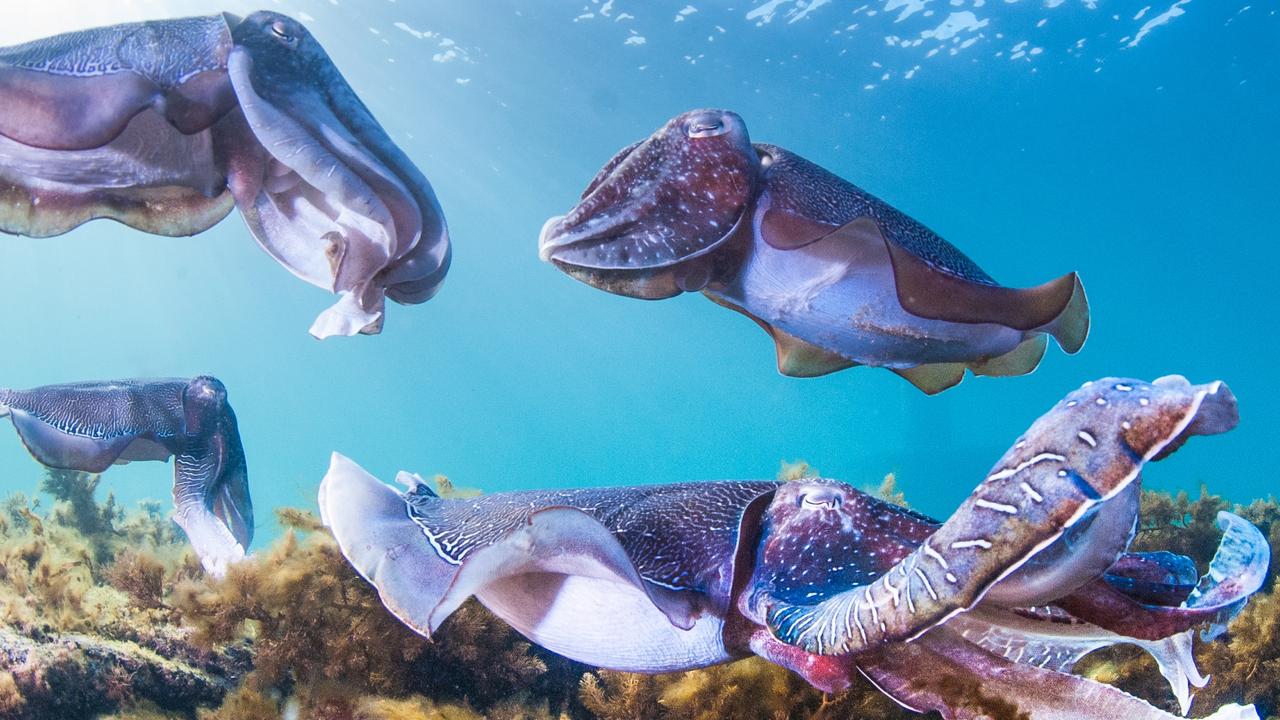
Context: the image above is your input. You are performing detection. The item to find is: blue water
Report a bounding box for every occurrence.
[1,0,1276,542]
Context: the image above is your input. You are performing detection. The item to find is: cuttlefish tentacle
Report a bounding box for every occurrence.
[759,376,1239,655]
[1058,510,1270,642]
[0,12,450,339]
[0,377,252,576]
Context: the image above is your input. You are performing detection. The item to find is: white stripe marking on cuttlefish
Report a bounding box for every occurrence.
[986,453,1066,482]
[975,498,1019,514]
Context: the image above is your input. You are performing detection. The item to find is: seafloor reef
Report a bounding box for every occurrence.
[0,465,1274,720]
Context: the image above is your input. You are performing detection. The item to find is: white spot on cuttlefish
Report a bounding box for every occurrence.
[923,543,950,569]
[951,539,993,550]
[1077,430,1097,447]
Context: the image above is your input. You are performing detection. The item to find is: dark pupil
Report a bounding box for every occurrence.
[272,25,292,40]
[693,121,721,133]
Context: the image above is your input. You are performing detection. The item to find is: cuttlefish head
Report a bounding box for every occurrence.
[226,12,449,338]
[179,376,253,561]
[539,109,761,299]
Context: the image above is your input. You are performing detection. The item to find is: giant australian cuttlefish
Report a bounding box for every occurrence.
[0,12,450,338]
[0,377,252,576]
[322,376,1267,719]
[539,109,1089,394]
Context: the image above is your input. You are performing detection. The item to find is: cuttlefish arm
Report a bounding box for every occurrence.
[756,375,1239,655]
[0,377,252,576]
[856,626,1259,720]
[320,453,774,672]
[1058,511,1270,641]
[950,512,1267,715]
[0,12,450,339]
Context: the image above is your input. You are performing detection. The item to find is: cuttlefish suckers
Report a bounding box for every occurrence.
[539,109,1089,394]
[0,12,450,339]
[0,377,252,576]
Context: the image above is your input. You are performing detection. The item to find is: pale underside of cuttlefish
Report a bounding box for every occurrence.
[322,376,1267,720]
[0,377,252,576]
[538,109,1089,394]
[0,12,449,339]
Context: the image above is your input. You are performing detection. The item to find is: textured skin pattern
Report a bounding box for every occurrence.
[761,376,1239,655]
[748,480,938,607]
[755,144,994,285]
[405,480,777,596]
[539,109,760,270]
[1,378,188,442]
[0,15,230,84]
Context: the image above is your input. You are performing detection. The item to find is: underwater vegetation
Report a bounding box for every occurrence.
[0,460,1275,720]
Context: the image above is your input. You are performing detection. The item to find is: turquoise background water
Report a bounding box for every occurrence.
[1,1,1275,544]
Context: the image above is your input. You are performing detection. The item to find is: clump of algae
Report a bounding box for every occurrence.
[169,503,578,719]
[0,468,244,719]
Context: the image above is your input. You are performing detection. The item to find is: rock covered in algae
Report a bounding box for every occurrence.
[0,470,247,720]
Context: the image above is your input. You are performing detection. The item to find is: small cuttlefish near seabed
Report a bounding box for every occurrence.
[0,377,252,577]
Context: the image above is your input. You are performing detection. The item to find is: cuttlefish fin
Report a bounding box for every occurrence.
[885,238,1090,352]
[704,292,857,377]
[857,627,1258,720]
[893,363,967,395]
[6,406,139,473]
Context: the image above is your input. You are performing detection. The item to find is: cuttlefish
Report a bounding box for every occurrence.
[0,12,449,338]
[539,109,1088,394]
[0,377,252,576]
[322,376,1266,720]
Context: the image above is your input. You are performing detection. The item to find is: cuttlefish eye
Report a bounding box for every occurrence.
[798,488,843,510]
[686,113,728,139]
[269,20,298,45]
